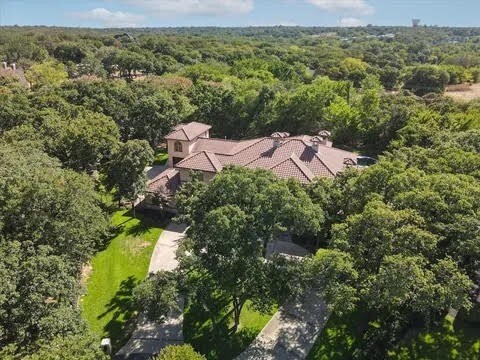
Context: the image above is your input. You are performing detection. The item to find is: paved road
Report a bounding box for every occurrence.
[115,222,187,360]
[235,292,330,360]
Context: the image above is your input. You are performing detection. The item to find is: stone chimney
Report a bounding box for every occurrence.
[270,132,290,149]
[318,130,332,147]
[310,136,322,153]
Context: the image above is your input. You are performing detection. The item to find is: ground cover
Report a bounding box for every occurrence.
[81,209,165,351]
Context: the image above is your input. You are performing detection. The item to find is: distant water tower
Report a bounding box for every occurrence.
[412,19,421,28]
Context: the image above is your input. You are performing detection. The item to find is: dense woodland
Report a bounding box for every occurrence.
[0,26,479,359]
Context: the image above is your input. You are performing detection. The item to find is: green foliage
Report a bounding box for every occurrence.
[25,60,68,88]
[133,271,179,322]
[106,139,154,203]
[128,90,193,148]
[404,65,450,96]
[0,334,108,360]
[42,111,120,171]
[0,143,110,349]
[177,167,321,330]
[155,344,206,360]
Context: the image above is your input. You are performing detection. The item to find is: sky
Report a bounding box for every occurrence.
[1,0,480,28]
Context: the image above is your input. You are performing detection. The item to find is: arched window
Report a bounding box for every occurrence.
[174,141,183,152]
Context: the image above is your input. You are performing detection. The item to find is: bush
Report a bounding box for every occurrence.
[155,344,205,360]
[404,65,450,96]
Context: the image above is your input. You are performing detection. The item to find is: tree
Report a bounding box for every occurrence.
[128,90,193,148]
[403,65,450,96]
[42,111,120,171]
[272,77,350,135]
[53,43,87,64]
[324,96,360,146]
[25,60,68,88]
[6,334,108,360]
[176,167,322,330]
[155,344,205,360]
[0,143,110,348]
[188,83,246,139]
[133,271,179,322]
[306,249,359,315]
[106,139,154,213]
[181,204,305,331]
[176,166,323,254]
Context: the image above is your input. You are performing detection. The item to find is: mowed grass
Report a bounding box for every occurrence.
[81,209,165,351]
[184,298,276,360]
[307,307,480,359]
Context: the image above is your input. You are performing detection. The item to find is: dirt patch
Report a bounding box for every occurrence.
[80,263,93,287]
[124,236,152,255]
[446,83,480,102]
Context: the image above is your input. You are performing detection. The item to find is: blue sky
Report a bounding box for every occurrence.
[1,0,480,28]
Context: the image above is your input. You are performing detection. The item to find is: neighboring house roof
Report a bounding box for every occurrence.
[164,122,212,141]
[0,67,30,88]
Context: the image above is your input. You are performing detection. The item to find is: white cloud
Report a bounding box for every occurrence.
[74,8,145,27]
[339,17,365,27]
[124,0,254,16]
[307,0,374,15]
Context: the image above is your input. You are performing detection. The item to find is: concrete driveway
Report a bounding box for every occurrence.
[115,222,187,360]
[148,222,187,274]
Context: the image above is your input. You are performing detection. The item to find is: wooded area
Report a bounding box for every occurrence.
[0,25,479,359]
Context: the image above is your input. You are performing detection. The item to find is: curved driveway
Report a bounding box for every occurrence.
[115,222,187,360]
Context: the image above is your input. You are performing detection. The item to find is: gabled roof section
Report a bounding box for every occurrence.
[175,151,223,173]
[165,122,212,141]
[147,168,180,196]
[268,153,315,184]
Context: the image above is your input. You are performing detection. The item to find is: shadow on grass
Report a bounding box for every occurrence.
[307,308,369,360]
[184,297,260,360]
[97,275,140,352]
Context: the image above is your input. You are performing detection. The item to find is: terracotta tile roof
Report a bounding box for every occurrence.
[269,153,315,184]
[0,67,30,88]
[176,135,356,182]
[175,151,223,173]
[165,122,211,141]
[147,168,180,195]
[154,123,359,194]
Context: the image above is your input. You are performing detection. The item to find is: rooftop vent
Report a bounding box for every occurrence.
[343,158,357,168]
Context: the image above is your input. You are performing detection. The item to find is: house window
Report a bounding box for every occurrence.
[174,141,183,152]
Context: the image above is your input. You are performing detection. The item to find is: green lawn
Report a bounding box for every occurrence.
[307,308,369,360]
[307,307,480,360]
[184,298,276,360]
[81,209,166,351]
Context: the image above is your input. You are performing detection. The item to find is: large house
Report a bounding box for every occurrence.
[146,122,362,200]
